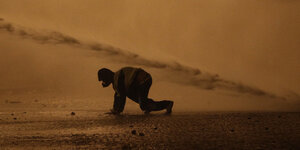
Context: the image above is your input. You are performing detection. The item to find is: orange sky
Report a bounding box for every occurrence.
[0,0,299,93]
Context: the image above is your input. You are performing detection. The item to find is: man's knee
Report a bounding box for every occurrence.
[139,98,154,111]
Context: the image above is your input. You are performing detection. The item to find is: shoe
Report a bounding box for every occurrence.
[166,101,173,114]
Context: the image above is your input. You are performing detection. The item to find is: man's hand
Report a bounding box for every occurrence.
[105,109,121,115]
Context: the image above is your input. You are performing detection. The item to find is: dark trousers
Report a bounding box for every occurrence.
[134,77,172,112]
[113,70,172,113]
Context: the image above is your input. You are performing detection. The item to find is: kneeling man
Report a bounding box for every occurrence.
[98,67,173,115]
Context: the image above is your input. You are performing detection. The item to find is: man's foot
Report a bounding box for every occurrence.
[166,101,173,114]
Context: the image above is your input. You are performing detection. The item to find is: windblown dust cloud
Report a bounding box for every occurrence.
[0,0,299,111]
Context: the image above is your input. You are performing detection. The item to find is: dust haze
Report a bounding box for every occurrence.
[0,0,300,111]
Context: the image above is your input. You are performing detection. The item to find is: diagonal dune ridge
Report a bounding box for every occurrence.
[1,18,298,101]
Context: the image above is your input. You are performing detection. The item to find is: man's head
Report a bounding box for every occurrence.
[98,68,115,87]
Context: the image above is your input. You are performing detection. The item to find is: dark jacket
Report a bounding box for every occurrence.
[113,67,151,97]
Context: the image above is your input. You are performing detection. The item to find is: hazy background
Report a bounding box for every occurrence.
[0,0,299,111]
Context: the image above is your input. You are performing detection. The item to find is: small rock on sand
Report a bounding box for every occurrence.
[139,133,145,136]
[122,145,131,150]
[71,112,76,115]
[131,130,136,135]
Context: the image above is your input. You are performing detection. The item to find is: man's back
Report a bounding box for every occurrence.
[113,67,141,95]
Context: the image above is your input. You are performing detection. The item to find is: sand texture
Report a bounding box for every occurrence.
[0,111,299,149]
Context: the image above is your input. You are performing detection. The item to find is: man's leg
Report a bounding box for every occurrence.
[136,74,153,113]
[137,77,174,114]
[147,99,174,113]
[132,70,174,114]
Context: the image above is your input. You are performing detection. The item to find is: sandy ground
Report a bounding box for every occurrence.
[0,90,298,150]
[0,109,299,150]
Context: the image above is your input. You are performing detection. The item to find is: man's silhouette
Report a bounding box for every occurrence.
[98,67,173,115]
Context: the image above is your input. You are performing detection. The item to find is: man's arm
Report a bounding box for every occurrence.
[111,69,126,114]
[111,92,126,114]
